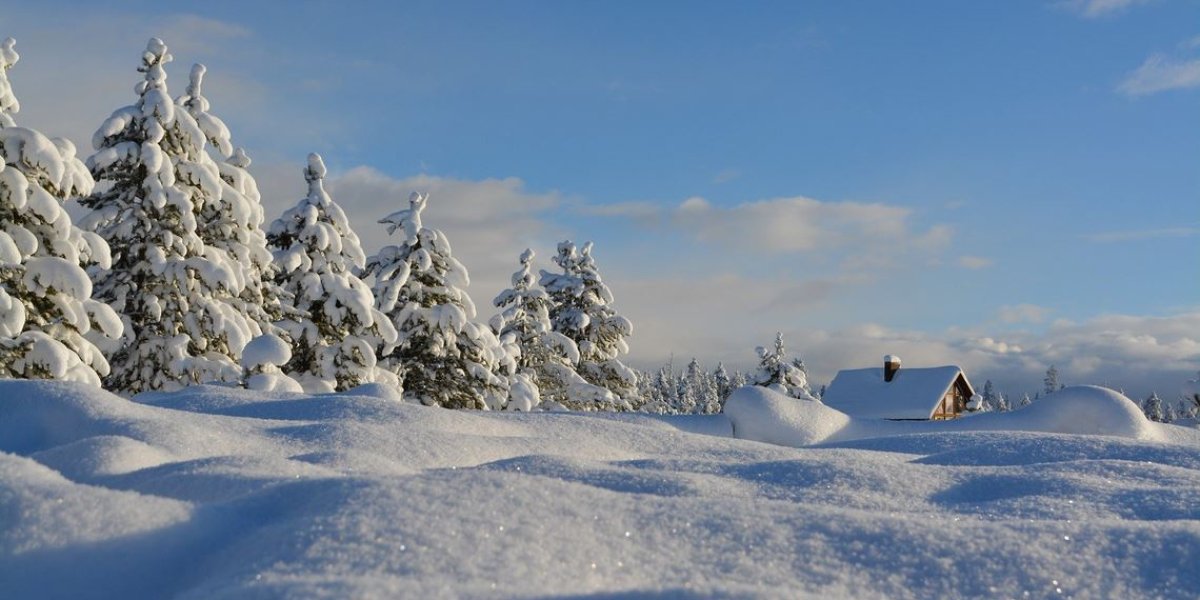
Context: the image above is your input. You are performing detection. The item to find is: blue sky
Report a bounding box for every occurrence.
[4,0,1198,396]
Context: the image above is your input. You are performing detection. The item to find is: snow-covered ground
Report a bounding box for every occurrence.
[2,382,1199,599]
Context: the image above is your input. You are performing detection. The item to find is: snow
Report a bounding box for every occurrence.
[2,380,1199,598]
[822,365,968,420]
[241,333,292,369]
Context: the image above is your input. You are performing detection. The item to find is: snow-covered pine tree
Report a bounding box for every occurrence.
[0,38,123,386]
[79,38,256,394]
[635,368,666,414]
[1019,392,1032,408]
[539,241,638,410]
[982,380,1002,412]
[731,370,748,390]
[267,153,397,392]
[675,358,701,414]
[1044,365,1059,396]
[362,191,508,409]
[752,332,818,401]
[1164,402,1179,424]
[713,362,732,400]
[1142,392,1165,423]
[176,63,284,335]
[490,248,612,411]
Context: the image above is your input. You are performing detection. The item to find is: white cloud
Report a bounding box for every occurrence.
[1083,226,1200,242]
[1118,53,1200,96]
[576,201,662,220]
[669,195,951,259]
[956,256,994,270]
[1060,0,1153,18]
[784,310,1200,399]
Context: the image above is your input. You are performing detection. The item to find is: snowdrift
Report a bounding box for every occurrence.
[724,384,1187,448]
[3,380,1200,599]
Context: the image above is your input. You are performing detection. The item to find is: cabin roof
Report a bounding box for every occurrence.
[821,365,970,420]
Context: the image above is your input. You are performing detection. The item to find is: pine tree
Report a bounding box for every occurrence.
[490,248,606,410]
[0,38,123,386]
[363,191,508,409]
[1142,392,1165,423]
[79,38,255,394]
[982,380,1002,412]
[713,362,732,401]
[752,332,817,401]
[1019,392,1032,408]
[176,63,284,335]
[1044,365,1059,396]
[1164,402,1179,424]
[268,153,397,392]
[539,240,638,409]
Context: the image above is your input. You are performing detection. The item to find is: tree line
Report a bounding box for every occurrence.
[0,37,826,413]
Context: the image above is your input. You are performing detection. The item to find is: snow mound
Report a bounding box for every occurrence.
[953,385,1161,441]
[3,380,1200,598]
[724,385,850,446]
[30,435,175,480]
[0,452,191,556]
[726,384,1163,448]
[241,333,291,369]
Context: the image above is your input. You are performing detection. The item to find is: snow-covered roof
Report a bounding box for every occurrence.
[822,365,969,420]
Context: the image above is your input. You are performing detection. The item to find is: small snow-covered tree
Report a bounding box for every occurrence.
[1044,365,1060,396]
[1142,392,1165,423]
[363,191,508,409]
[490,248,611,411]
[176,63,284,334]
[539,241,638,410]
[982,380,1010,412]
[752,332,817,401]
[678,358,721,414]
[79,38,255,394]
[1019,392,1032,409]
[1164,402,1179,424]
[713,362,732,400]
[268,153,397,392]
[0,38,122,386]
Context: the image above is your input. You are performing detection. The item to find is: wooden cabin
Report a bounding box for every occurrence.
[821,355,976,421]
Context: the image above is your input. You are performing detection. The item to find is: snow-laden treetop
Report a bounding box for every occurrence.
[0,38,20,123]
[177,63,233,158]
[136,38,173,124]
[379,191,427,247]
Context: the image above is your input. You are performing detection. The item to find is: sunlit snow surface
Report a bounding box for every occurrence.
[2,381,1199,599]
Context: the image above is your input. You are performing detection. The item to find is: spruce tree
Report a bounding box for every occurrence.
[0,38,123,385]
[983,380,1007,412]
[362,191,508,409]
[713,362,732,401]
[752,332,818,401]
[490,248,608,410]
[1142,392,1165,423]
[539,240,638,409]
[79,38,254,394]
[176,63,284,334]
[267,153,397,392]
[1044,365,1060,396]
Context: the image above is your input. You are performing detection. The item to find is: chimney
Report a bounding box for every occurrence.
[884,355,902,382]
